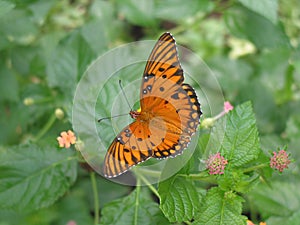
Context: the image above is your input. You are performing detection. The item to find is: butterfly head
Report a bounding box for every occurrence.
[129,110,141,119]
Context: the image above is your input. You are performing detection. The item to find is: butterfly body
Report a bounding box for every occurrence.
[103,33,202,178]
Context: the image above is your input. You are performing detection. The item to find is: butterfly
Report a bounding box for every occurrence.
[103,32,202,178]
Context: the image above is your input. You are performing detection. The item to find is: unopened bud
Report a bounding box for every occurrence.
[55,108,64,120]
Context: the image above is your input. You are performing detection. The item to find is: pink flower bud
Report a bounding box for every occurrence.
[206,152,228,175]
[270,150,291,172]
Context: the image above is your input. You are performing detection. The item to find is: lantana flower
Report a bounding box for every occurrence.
[206,152,228,175]
[57,130,76,148]
[270,149,291,172]
[247,220,266,225]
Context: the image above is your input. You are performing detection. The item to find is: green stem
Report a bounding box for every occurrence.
[33,113,56,142]
[91,172,99,225]
[178,172,217,184]
[241,163,269,173]
[134,178,141,225]
[137,173,159,198]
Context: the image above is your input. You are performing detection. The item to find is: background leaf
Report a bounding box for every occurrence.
[0,0,15,17]
[237,0,278,24]
[249,176,300,225]
[100,188,169,225]
[0,144,77,213]
[225,6,291,49]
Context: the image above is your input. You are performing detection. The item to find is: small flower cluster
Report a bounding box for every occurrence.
[57,130,76,148]
[206,152,228,175]
[270,149,291,172]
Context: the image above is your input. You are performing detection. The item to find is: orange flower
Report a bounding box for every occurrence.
[247,220,255,225]
[57,130,76,148]
[247,220,266,225]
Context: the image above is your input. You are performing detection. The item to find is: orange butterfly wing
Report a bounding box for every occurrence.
[103,33,202,178]
[140,32,201,158]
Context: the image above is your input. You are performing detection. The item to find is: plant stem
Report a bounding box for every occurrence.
[33,113,56,142]
[134,178,141,225]
[90,172,99,225]
[137,173,160,198]
[134,168,161,177]
[241,163,269,173]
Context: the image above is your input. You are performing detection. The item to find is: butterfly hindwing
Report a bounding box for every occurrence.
[140,75,201,159]
[103,122,153,178]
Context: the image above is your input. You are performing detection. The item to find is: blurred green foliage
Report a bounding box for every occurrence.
[0,0,300,224]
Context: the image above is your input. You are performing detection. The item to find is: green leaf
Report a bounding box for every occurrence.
[224,6,290,49]
[237,0,278,24]
[208,56,253,100]
[0,9,38,45]
[155,0,214,22]
[10,46,40,75]
[158,176,202,222]
[0,65,19,102]
[100,188,168,225]
[249,178,300,220]
[209,101,260,167]
[28,0,55,25]
[266,210,300,225]
[50,185,94,225]
[218,171,260,193]
[46,31,96,95]
[116,0,158,27]
[0,0,15,17]
[0,144,77,213]
[194,187,247,225]
[286,115,300,142]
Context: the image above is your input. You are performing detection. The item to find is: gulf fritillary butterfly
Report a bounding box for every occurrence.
[103,32,202,178]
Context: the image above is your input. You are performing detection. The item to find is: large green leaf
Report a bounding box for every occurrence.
[249,178,300,223]
[100,188,169,225]
[224,6,290,49]
[0,9,38,45]
[116,0,158,27]
[158,176,202,223]
[0,144,77,212]
[237,0,278,24]
[0,0,15,17]
[46,31,96,96]
[194,187,247,225]
[155,0,214,22]
[208,101,260,167]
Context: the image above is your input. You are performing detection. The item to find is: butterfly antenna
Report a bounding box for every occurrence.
[98,80,133,123]
[119,80,133,111]
[98,113,128,123]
